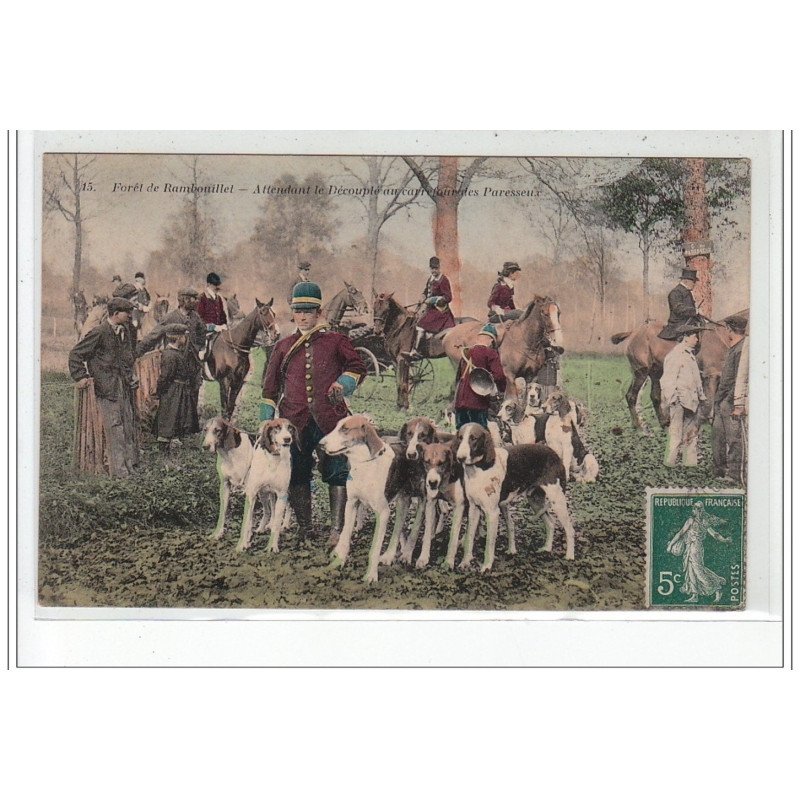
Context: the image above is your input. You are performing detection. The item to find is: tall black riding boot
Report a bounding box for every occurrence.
[288,483,314,541]
[328,485,347,548]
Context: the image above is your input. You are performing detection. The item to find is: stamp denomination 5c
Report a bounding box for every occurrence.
[646,489,745,609]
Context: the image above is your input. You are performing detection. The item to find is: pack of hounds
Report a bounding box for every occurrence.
[203,381,599,583]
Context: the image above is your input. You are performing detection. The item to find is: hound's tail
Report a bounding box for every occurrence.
[610,331,632,345]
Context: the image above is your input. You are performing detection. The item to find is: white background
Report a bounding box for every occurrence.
[2,2,797,799]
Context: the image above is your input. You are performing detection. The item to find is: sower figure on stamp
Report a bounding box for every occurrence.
[667,501,732,603]
[713,315,748,486]
[487,262,523,324]
[260,281,366,545]
[454,324,507,430]
[406,256,456,358]
[69,297,140,478]
[658,268,701,340]
[659,318,712,467]
[151,323,200,456]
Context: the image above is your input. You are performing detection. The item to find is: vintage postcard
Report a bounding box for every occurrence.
[26,132,779,625]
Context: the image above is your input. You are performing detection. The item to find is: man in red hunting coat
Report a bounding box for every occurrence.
[260,281,366,544]
[454,324,507,430]
[407,256,456,358]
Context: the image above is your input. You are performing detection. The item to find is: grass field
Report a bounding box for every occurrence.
[38,350,732,610]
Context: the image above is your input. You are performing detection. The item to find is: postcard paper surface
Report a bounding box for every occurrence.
[33,135,765,615]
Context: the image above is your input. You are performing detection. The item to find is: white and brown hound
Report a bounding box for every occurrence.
[412,441,467,569]
[320,415,417,582]
[455,422,579,571]
[238,419,297,553]
[203,416,256,543]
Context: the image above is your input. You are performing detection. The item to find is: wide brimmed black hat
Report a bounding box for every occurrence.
[469,367,499,397]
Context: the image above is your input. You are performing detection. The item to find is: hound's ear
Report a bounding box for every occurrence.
[288,422,299,444]
[399,422,408,442]
[256,422,270,450]
[223,422,241,450]
[482,426,496,467]
[558,395,572,419]
[364,423,385,457]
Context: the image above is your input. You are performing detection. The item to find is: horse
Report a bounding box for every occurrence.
[205,299,280,420]
[321,281,369,331]
[153,293,170,323]
[226,293,245,322]
[69,289,89,336]
[610,309,747,434]
[441,296,564,399]
[372,292,477,409]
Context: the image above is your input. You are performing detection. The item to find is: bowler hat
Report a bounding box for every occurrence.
[107,297,134,314]
[681,268,698,281]
[206,272,222,286]
[291,281,323,310]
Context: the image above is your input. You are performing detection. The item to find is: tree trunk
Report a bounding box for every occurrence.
[366,158,381,300]
[433,157,463,315]
[72,156,82,296]
[641,234,650,322]
[683,158,713,317]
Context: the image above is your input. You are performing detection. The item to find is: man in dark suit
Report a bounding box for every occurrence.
[658,269,699,340]
[69,297,139,477]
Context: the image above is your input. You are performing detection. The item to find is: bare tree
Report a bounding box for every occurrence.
[43,154,98,295]
[403,156,487,315]
[161,156,218,282]
[339,157,423,298]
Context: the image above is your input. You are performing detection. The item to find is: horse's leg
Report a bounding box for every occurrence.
[396,357,409,411]
[649,365,668,428]
[230,361,250,420]
[626,367,651,435]
[218,375,231,419]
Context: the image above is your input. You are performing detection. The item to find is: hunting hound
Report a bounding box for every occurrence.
[455,422,578,571]
[320,415,418,582]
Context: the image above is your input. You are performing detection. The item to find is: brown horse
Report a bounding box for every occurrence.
[611,309,748,434]
[322,282,369,330]
[442,296,564,399]
[372,293,476,409]
[206,299,279,419]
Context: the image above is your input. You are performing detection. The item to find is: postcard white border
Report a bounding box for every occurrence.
[16,130,785,665]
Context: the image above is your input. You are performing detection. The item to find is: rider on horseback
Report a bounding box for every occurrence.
[658,268,701,340]
[406,256,456,358]
[197,272,228,359]
[488,262,522,323]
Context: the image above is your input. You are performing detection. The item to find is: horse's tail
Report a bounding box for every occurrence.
[610,331,632,345]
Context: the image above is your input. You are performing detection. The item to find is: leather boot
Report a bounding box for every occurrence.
[327,485,347,547]
[288,483,313,540]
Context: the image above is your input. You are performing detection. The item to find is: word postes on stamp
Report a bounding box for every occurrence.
[646,489,745,609]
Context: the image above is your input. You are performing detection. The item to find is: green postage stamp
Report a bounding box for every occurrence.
[646,489,746,609]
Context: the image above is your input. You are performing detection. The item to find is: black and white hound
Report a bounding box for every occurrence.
[455,422,579,571]
[320,415,418,582]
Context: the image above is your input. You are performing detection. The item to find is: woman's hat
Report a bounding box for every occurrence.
[206,272,222,286]
[291,281,323,310]
[501,262,521,277]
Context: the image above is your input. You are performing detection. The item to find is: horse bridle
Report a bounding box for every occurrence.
[223,305,279,353]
